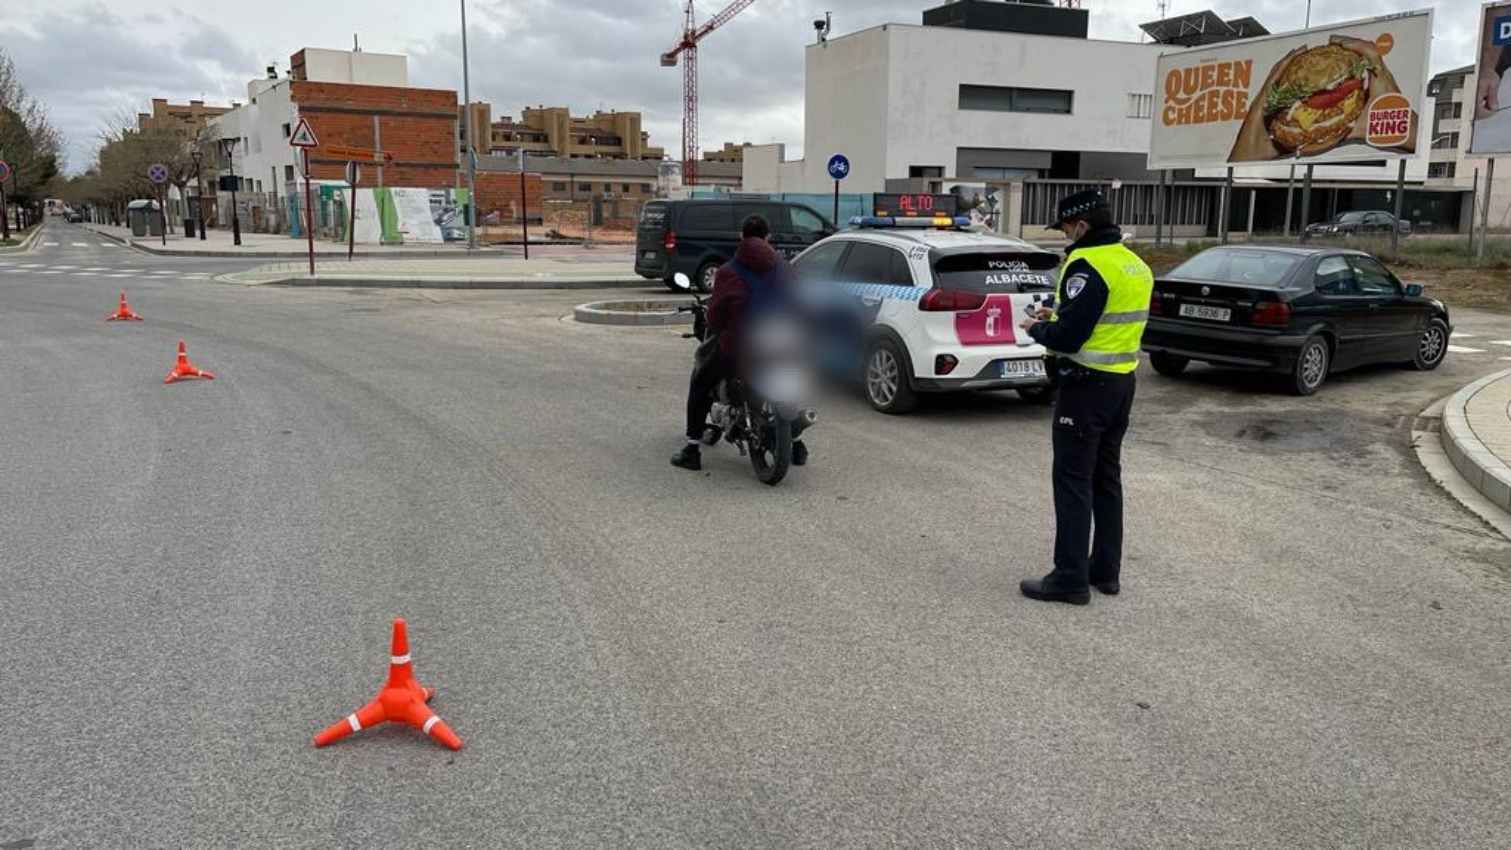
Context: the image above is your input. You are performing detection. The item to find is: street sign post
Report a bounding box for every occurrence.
[345,161,361,261]
[148,163,169,246]
[519,148,529,260]
[289,118,320,276]
[827,154,849,225]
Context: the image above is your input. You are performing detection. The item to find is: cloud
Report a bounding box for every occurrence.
[0,4,253,170]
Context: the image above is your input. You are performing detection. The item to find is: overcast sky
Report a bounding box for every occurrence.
[0,0,1486,172]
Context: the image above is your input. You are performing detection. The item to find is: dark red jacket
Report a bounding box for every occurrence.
[707,237,781,358]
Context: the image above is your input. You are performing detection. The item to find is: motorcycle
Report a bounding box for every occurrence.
[673,273,817,486]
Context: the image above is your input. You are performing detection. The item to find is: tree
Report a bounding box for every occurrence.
[0,49,62,226]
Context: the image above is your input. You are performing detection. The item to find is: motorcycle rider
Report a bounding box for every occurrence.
[671,214,809,471]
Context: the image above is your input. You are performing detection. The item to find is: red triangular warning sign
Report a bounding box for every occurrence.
[289,118,319,148]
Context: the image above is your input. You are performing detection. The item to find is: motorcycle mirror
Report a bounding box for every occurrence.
[672,273,693,291]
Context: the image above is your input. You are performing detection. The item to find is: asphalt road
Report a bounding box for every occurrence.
[3,220,1510,848]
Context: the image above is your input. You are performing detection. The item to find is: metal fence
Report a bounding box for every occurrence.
[1021,179,1218,230]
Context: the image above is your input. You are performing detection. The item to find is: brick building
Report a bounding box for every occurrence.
[210,48,459,195]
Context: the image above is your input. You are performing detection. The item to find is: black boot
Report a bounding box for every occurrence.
[792,440,809,466]
[1019,577,1090,605]
[670,443,702,471]
[1093,580,1120,595]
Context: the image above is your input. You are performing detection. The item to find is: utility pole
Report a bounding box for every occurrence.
[460,0,478,250]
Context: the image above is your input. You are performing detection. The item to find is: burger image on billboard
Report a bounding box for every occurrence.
[1264,44,1373,155]
[1221,29,1420,165]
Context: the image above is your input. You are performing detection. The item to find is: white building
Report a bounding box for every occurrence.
[746,22,1167,193]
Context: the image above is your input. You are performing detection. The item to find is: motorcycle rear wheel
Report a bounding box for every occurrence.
[748,405,792,486]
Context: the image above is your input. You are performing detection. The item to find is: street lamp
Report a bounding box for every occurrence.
[460,0,478,250]
[217,137,242,246]
[190,147,207,241]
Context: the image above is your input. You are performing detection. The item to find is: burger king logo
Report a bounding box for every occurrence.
[1366,93,1411,148]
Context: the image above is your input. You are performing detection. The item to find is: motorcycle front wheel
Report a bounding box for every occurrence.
[748,404,792,486]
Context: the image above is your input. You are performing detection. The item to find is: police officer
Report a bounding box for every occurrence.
[1017,190,1153,605]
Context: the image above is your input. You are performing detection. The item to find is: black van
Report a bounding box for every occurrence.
[635,199,836,291]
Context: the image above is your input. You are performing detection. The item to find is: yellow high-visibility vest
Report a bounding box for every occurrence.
[1053,242,1154,374]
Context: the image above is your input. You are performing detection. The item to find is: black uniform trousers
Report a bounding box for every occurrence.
[1045,368,1136,591]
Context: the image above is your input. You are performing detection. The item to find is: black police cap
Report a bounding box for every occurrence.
[1048,189,1108,230]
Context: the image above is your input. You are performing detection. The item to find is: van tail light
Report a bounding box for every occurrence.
[919,289,987,312]
[663,230,677,251]
[1149,291,1164,316]
[1251,300,1291,327]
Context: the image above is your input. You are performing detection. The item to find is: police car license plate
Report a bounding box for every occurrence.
[1179,304,1231,322]
[1000,359,1046,378]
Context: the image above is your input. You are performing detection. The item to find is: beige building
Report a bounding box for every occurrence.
[703,142,751,163]
[136,98,232,139]
[467,105,665,160]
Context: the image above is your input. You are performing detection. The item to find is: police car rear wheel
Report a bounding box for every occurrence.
[865,339,918,414]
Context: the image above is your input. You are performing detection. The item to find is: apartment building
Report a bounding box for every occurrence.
[465,104,666,160]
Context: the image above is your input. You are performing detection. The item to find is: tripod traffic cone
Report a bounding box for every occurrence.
[164,339,215,384]
[106,291,143,321]
[313,618,462,751]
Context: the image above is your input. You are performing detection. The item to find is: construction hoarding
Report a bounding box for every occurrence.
[1149,11,1432,169]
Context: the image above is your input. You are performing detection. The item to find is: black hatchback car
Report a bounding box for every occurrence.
[635,199,835,291]
[1141,246,1452,395]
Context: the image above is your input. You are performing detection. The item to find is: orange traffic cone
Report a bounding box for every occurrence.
[164,340,215,384]
[106,291,143,321]
[313,618,462,751]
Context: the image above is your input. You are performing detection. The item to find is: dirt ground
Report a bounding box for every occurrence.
[1133,244,1511,313]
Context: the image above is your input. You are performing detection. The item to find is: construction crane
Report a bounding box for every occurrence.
[661,0,756,186]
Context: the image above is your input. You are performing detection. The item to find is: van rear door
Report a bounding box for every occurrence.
[634,201,671,278]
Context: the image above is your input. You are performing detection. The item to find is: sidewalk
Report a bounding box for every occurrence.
[1436,368,1511,534]
[221,256,649,289]
[83,222,568,259]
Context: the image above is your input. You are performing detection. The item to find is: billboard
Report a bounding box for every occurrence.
[1149,11,1432,169]
[1470,1,1511,154]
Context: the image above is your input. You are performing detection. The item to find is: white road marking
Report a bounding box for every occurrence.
[70,242,87,247]
[99,243,117,248]
[82,267,109,272]
[151,270,177,275]
[1452,332,1476,339]
[105,273,131,278]
[1488,340,1511,346]
[52,265,76,270]
[39,270,63,275]
[1447,345,1486,354]
[42,241,58,246]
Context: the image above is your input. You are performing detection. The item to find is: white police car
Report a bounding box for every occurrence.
[791,215,1059,414]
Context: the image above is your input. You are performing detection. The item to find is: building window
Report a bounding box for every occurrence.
[1127,93,1153,119]
[578,183,591,192]
[285,165,295,181]
[552,182,567,191]
[622,183,632,192]
[1428,162,1457,179]
[282,123,291,138]
[1432,132,1460,150]
[959,84,1073,115]
[908,165,944,179]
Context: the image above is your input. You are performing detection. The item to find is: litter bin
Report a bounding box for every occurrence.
[126,199,161,237]
[183,218,196,238]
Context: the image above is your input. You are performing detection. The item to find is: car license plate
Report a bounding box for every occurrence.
[1179,303,1231,322]
[641,250,658,260]
[1001,359,1046,378]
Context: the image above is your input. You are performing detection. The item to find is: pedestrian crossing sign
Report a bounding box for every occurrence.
[289,118,319,148]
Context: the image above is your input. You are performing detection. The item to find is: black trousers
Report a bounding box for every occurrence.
[1045,371,1136,591]
[686,350,732,440]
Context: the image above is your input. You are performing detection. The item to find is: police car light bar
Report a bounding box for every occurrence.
[849,215,973,230]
